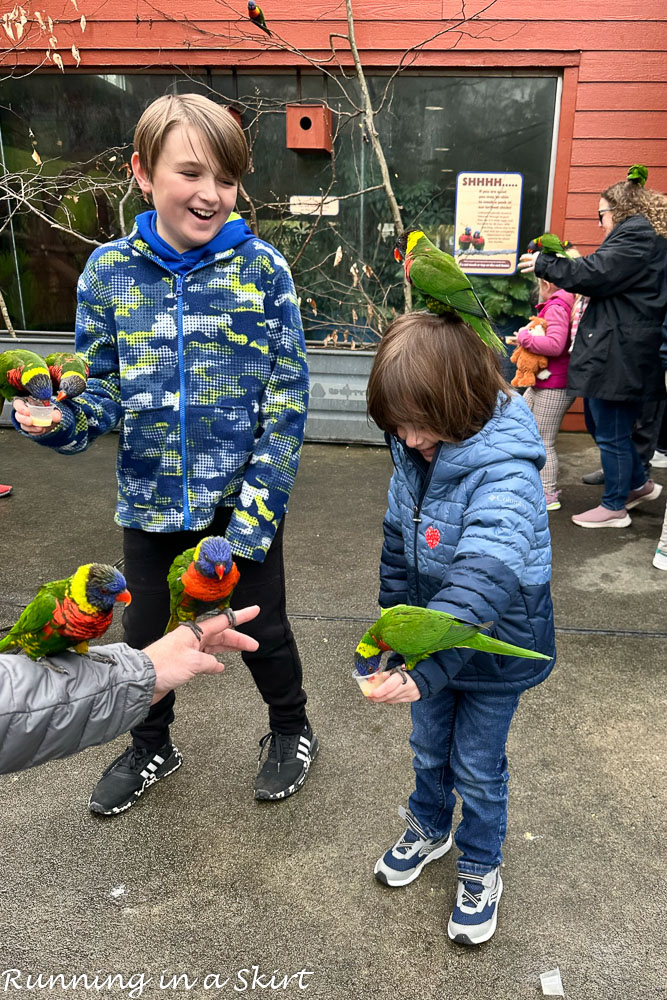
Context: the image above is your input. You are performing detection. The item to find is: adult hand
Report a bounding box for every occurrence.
[517,252,539,274]
[144,605,260,702]
[12,397,62,436]
[367,666,421,703]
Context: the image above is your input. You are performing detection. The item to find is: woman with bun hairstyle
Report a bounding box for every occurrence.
[519,166,667,529]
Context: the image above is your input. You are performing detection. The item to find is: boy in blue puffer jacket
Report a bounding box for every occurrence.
[365,311,556,946]
[12,94,317,813]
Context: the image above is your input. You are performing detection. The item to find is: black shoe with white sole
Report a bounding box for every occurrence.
[88,743,183,816]
[254,724,318,801]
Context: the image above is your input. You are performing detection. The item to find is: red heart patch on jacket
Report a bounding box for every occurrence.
[425,526,440,549]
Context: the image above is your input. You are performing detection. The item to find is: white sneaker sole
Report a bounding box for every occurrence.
[447,875,503,945]
[88,749,183,816]
[653,550,667,571]
[571,513,631,528]
[374,834,452,887]
[626,483,663,510]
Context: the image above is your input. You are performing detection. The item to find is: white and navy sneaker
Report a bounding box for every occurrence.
[88,743,183,816]
[447,868,503,945]
[374,806,452,887]
[254,724,319,801]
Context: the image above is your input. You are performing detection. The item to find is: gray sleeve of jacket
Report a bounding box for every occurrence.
[0,644,156,774]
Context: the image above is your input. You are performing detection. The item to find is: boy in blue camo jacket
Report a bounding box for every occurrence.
[13,93,317,813]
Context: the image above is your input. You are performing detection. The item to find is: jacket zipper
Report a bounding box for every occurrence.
[390,439,439,608]
[175,275,191,530]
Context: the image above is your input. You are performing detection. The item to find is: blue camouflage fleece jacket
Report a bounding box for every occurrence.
[25,213,309,561]
[380,392,556,698]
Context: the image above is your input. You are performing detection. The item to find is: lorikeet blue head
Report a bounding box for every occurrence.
[354,631,387,676]
[76,564,131,612]
[23,370,52,401]
[394,228,426,264]
[56,371,87,401]
[194,536,234,580]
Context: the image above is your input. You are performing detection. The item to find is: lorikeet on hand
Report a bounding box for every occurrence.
[527,233,572,256]
[0,349,52,402]
[166,536,240,638]
[0,563,131,667]
[627,163,648,187]
[247,0,272,35]
[354,604,552,675]
[45,352,89,401]
[394,229,506,355]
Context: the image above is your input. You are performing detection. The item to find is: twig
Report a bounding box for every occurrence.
[0,290,16,337]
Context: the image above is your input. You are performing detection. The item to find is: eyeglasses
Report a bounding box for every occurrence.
[598,209,613,223]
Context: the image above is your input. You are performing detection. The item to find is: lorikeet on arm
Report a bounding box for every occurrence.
[45,352,89,401]
[0,349,52,402]
[354,604,551,676]
[394,229,506,355]
[166,536,240,638]
[0,563,131,669]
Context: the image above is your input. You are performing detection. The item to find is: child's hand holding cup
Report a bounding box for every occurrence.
[12,397,62,436]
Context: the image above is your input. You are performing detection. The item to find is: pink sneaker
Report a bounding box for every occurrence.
[571,505,631,528]
[545,491,561,511]
[626,480,663,510]
[0,484,12,498]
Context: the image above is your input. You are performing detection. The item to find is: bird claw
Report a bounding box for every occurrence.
[39,658,68,674]
[86,651,118,666]
[178,620,204,641]
[389,665,409,685]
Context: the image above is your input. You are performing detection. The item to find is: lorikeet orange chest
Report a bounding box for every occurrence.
[53,596,114,640]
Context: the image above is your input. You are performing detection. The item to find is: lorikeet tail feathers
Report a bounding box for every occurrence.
[460,633,551,660]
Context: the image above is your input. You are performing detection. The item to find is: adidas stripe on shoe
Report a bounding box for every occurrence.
[374,806,452,887]
[254,725,319,801]
[88,743,183,816]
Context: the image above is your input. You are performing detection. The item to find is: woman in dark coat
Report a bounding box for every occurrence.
[520,170,667,528]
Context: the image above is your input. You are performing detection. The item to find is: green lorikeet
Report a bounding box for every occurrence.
[627,163,648,187]
[247,0,272,35]
[45,352,89,401]
[166,535,240,638]
[394,229,506,355]
[354,604,551,675]
[527,233,573,257]
[0,349,52,403]
[0,563,131,667]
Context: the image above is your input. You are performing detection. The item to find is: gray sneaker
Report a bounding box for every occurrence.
[374,806,452,886]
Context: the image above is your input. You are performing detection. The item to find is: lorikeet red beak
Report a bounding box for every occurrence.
[394,248,403,263]
[116,590,132,605]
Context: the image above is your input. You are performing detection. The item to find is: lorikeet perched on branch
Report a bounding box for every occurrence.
[0,563,131,667]
[247,0,272,35]
[527,233,572,256]
[627,163,648,186]
[0,349,52,402]
[354,604,552,676]
[166,536,240,638]
[394,229,506,355]
[45,352,89,401]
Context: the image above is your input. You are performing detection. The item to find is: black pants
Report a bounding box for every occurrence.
[123,508,307,750]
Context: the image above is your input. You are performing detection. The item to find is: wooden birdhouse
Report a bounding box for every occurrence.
[286,104,333,153]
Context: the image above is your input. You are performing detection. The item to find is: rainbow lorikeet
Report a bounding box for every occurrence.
[472,230,485,251]
[354,604,551,676]
[627,163,648,187]
[527,233,572,256]
[458,227,472,250]
[247,0,272,35]
[45,352,89,401]
[0,563,131,669]
[0,349,52,403]
[394,229,505,355]
[166,536,240,638]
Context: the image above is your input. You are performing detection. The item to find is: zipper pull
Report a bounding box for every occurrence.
[412,505,422,524]
[176,276,184,297]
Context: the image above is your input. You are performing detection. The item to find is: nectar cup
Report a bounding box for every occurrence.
[352,668,386,697]
[26,397,58,428]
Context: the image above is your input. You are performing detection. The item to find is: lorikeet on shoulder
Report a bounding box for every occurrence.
[527,233,572,257]
[394,229,506,355]
[354,604,551,675]
[166,536,240,637]
[0,349,52,402]
[627,163,648,187]
[45,352,89,401]
[0,563,131,666]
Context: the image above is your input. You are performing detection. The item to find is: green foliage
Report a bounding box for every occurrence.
[471,272,536,326]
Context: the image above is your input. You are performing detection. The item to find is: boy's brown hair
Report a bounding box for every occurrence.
[367,311,510,443]
[134,93,249,181]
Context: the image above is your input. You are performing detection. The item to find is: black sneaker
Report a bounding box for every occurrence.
[88,743,183,816]
[254,725,318,801]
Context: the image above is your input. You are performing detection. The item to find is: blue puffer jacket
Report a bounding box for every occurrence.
[17,214,309,562]
[380,392,556,698]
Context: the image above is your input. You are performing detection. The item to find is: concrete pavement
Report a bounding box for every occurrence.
[0,428,665,1000]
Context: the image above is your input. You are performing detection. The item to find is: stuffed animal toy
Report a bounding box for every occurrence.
[510,316,551,387]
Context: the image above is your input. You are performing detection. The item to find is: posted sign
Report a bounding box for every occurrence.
[454,172,523,275]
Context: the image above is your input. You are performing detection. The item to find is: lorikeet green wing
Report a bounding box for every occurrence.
[527,233,572,257]
[0,349,52,402]
[0,579,67,659]
[627,163,648,186]
[166,545,197,633]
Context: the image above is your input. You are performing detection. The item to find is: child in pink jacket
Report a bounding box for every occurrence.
[510,279,575,510]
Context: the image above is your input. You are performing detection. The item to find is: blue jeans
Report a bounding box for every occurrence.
[408,688,520,875]
[585,399,646,510]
